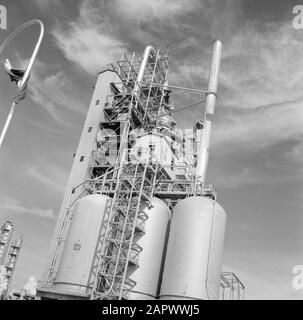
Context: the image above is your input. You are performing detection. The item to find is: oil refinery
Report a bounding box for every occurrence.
[34,41,245,301]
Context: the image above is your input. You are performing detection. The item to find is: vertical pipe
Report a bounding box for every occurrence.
[133,46,156,97]
[196,40,222,182]
[193,125,198,165]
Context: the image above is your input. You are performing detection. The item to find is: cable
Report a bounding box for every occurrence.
[158,99,206,118]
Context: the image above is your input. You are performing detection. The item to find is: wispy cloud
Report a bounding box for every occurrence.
[113,0,198,21]
[1,198,54,219]
[13,54,86,128]
[51,1,127,75]
[223,247,303,300]
[170,22,303,164]
[29,64,86,127]
[29,0,62,11]
[26,164,68,194]
[50,0,200,75]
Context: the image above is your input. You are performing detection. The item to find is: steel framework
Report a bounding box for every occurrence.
[42,47,172,297]
[40,45,245,300]
[0,221,22,299]
[220,272,245,300]
[90,159,158,299]
[3,237,23,290]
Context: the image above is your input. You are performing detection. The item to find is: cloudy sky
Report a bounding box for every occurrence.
[0,0,302,300]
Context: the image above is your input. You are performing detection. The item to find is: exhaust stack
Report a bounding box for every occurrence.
[134,46,156,97]
[196,40,222,182]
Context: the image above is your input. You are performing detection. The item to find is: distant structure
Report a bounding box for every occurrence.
[8,277,37,300]
[0,222,14,266]
[38,42,245,300]
[0,221,23,299]
[9,290,36,300]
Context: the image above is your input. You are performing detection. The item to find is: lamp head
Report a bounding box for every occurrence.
[4,58,25,85]
[195,119,204,130]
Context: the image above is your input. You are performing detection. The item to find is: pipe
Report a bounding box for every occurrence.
[196,40,222,182]
[138,81,209,94]
[193,124,198,165]
[0,102,16,150]
[133,46,156,97]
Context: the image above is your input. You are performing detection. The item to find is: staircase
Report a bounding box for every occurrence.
[90,161,157,300]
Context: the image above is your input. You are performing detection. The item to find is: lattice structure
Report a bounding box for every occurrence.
[220,272,245,300]
[4,237,23,290]
[86,48,170,180]
[0,221,22,299]
[87,48,173,300]
[40,47,173,299]
[116,49,169,132]
[90,157,159,300]
[0,222,14,266]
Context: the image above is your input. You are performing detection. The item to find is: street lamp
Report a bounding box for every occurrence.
[0,20,44,150]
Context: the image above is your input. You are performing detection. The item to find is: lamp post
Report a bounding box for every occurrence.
[0,20,44,150]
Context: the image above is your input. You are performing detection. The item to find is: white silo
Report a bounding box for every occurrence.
[160,40,225,300]
[159,196,226,300]
[128,197,171,300]
[53,194,110,296]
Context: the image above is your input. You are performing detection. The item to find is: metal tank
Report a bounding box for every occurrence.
[53,194,110,296]
[160,196,226,300]
[128,197,171,300]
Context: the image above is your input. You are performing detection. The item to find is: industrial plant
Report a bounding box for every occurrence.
[33,41,245,300]
[0,221,23,299]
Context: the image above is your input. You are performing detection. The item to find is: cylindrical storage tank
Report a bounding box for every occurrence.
[160,196,226,300]
[128,198,171,300]
[53,194,110,296]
